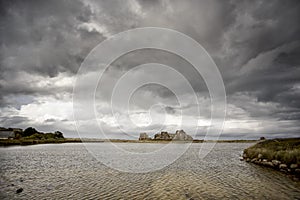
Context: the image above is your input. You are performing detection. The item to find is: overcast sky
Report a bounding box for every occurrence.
[1,0,300,139]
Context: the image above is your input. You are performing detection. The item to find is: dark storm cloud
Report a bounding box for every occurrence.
[109,49,209,97]
[0,0,106,78]
[0,0,104,107]
[0,116,30,128]
[227,40,300,121]
[219,0,300,68]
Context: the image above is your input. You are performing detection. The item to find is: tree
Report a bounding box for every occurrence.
[23,127,38,137]
[54,131,64,138]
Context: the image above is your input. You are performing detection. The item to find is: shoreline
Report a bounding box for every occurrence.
[242,138,300,181]
[0,138,258,146]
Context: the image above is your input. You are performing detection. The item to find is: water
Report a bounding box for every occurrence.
[0,143,299,199]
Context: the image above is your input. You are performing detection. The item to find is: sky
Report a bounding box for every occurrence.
[1,0,300,139]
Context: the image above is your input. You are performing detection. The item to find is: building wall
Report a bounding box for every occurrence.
[0,131,15,139]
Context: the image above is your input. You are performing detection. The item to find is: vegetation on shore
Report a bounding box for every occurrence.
[243,138,300,165]
[0,138,83,146]
[0,127,68,146]
[243,138,300,179]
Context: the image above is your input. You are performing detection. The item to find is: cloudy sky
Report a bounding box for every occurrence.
[1,0,300,139]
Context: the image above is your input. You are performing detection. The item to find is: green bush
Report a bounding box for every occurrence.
[23,127,38,137]
[17,127,65,140]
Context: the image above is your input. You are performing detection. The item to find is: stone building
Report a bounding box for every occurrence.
[0,130,15,139]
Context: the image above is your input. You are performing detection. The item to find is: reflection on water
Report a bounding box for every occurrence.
[0,143,299,199]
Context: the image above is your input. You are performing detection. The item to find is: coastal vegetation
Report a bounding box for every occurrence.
[243,138,300,165]
[0,127,70,146]
[243,138,300,178]
[0,138,83,146]
[0,127,64,140]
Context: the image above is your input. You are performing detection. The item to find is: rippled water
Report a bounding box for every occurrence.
[0,143,299,199]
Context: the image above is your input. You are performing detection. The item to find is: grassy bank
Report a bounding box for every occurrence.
[243,138,300,165]
[243,138,300,179]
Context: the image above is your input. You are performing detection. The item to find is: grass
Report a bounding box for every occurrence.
[244,138,300,165]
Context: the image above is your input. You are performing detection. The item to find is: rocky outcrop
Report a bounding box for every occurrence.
[154,132,173,140]
[139,133,151,140]
[153,130,193,141]
[139,130,196,142]
[242,153,300,180]
[173,130,193,141]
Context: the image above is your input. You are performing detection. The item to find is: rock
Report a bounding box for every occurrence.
[295,169,300,174]
[265,162,274,168]
[173,130,193,141]
[246,158,251,162]
[16,188,23,194]
[154,130,193,141]
[139,133,151,140]
[271,160,281,166]
[243,153,247,158]
[154,132,172,140]
[261,160,274,167]
[239,157,244,161]
[254,160,261,164]
[258,154,263,159]
[293,177,299,181]
[280,169,287,173]
[290,164,298,169]
[279,164,288,169]
[251,158,257,163]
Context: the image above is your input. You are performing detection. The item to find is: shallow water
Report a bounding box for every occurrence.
[0,143,299,199]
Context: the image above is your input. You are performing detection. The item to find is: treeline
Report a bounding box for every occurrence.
[3,127,64,140]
